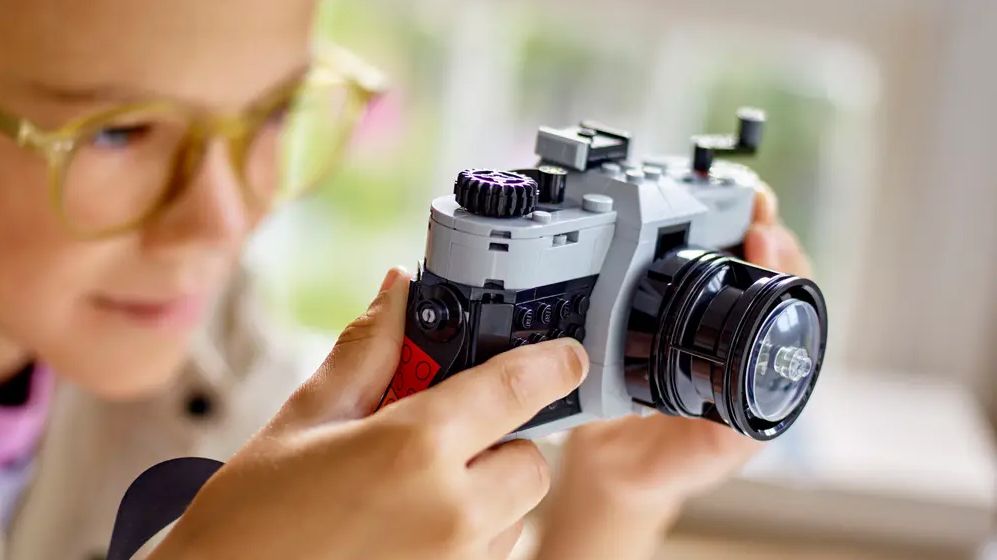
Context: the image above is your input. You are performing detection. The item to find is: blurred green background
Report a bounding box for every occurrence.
[251,0,839,333]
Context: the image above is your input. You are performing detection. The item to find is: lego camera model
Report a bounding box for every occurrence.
[380,109,828,441]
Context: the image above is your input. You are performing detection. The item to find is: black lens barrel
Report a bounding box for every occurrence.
[624,248,828,440]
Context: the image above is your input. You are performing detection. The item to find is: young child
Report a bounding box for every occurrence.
[0,0,812,558]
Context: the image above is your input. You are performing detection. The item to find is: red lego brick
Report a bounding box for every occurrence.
[386,336,441,403]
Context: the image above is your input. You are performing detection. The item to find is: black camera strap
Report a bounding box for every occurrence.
[106,457,223,560]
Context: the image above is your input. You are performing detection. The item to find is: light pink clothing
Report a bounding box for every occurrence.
[0,365,54,465]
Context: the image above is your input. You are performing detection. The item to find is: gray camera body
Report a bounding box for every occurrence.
[381,111,827,441]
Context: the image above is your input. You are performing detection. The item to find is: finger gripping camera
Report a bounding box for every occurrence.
[381,109,828,441]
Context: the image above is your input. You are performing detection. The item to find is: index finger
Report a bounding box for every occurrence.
[752,181,779,226]
[405,338,589,458]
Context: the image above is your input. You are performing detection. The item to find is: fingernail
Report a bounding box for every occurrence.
[557,338,590,381]
[759,230,779,268]
[753,183,779,225]
[744,226,777,269]
[378,266,409,293]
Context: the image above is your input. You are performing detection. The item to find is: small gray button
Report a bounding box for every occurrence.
[600,162,622,175]
[643,166,663,182]
[643,155,670,170]
[531,210,552,224]
[582,193,614,213]
[625,169,644,184]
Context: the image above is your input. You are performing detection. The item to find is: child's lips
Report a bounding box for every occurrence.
[91,293,207,330]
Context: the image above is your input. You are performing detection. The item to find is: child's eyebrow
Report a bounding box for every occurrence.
[16,62,313,109]
[20,80,147,105]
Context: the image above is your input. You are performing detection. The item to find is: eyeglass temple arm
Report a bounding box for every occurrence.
[315,41,390,100]
[0,110,24,144]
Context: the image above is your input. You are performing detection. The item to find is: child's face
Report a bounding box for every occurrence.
[0,0,315,398]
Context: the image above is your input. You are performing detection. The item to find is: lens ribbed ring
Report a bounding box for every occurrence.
[624,247,828,441]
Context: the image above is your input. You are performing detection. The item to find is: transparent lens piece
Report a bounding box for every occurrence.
[773,345,813,382]
[244,73,366,205]
[59,106,190,235]
[276,78,363,199]
[745,299,821,421]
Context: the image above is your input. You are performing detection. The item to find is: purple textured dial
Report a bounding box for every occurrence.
[453,169,538,218]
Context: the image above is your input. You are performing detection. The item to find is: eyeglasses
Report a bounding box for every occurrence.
[0,44,386,239]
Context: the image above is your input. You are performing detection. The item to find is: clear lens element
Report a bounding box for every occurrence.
[247,73,366,204]
[61,106,190,235]
[773,345,813,381]
[745,299,821,421]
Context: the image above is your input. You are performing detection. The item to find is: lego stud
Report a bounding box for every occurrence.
[643,155,670,171]
[643,166,663,182]
[531,210,553,224]
[773,346,814,382]
[567,324,586,342]
[555,299,571,320]
[601,162,622,177]
[516,307,535,330]
[625,169,644,184]
[573,294,591,314]
[582,193,613,213]
[537,303,553,326]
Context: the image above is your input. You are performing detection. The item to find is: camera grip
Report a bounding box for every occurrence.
[376,278,467,410]
[378,336,441,408]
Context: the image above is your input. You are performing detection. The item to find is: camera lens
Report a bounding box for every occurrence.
[745,300,820,421]
[624,248,828,440]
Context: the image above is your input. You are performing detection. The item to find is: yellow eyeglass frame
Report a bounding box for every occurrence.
[0,44,386,239]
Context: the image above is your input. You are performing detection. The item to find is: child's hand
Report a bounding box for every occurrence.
[533,184,812,560]
[744,182,813,279]
[151,268,589,560]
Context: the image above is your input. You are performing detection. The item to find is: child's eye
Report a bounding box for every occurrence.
[264,102,290,127]
[89,124,153,148]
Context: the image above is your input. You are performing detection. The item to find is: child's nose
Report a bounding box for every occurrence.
[142,138,255,253]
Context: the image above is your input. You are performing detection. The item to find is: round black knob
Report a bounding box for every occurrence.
[736,107,765,151]
[537,165,568,204]
[454,169,538,218]
[416,299,449,332]
[413,284,464,343]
